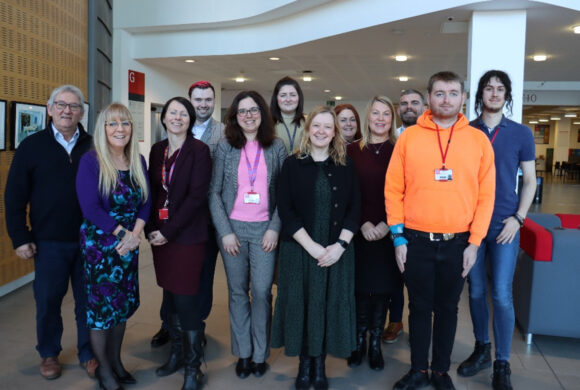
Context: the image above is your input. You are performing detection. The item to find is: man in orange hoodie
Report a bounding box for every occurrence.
[385,71,495,390]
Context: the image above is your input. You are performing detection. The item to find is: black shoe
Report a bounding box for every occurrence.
[492,360,513,390]
[113,369,137,385]
[96,367,124,390]
[347,328,367,367]
[457,341,491,377]
[295,355,312,390]
[182,330,204,390]
[431,371,456,390]
[235,358,252,379]
[312,354,328,390]
[151,327,170,347]
[393,369,430,390]
[251,361,267,377]
[368,328,385,370]
[156,316,184,377]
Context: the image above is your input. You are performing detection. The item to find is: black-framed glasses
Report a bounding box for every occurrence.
[237,107,260,116]
[53,101,83,112]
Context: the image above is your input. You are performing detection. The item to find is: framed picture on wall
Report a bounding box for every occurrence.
[12,102,47,149]
[534,124,550,144]
[0,100,6,151]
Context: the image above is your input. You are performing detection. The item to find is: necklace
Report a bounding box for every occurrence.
[368,141,386,155]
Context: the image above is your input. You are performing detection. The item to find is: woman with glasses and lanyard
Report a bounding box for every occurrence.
[146,97,212,390]
[76,103,150,390]
[209,90,287,379]
[270,76,306,153]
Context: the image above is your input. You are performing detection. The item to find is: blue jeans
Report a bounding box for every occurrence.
[33,241,93,362]
[467,218,519,361]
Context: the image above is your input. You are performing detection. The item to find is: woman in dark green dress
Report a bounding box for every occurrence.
[272,106,361,390]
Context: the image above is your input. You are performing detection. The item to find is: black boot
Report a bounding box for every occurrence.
[347,295,371,367]
[456,341,491,377]
[182,330,204,390]
[368,298,387,371]
[295,354,312,390]
[312,354,328,390]
[156,315,184,377]
[492,360,513,390]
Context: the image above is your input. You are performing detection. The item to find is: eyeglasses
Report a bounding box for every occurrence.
[54,101,83,112]
[237,107,260,116]
[106,121,132,128]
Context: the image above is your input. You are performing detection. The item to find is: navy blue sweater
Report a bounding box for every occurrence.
[4,124,93,248]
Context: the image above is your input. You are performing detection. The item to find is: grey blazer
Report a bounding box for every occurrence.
[200,118,225,159]
[209,137,287,239]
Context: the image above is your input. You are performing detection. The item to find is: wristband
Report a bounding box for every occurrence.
[337,239,349,249]
[117,228,127,240]
[513,213,524,226]
[390,223,408,247]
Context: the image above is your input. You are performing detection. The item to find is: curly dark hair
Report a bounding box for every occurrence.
[224,90,275,149]
[474,70,513,116]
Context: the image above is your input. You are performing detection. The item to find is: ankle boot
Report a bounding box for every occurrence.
[295,354,312,390]
[182,330,204,390]
[312,354,328,390]
[368,298,387,371]
[492,360,513,390]
[347,294,371,367]
[156,315,184,377]
[457,341,491,377]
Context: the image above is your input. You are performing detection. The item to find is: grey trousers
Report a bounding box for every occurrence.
[219,219,276,363]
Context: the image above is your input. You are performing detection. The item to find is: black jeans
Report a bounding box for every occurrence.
[403,230,468,373]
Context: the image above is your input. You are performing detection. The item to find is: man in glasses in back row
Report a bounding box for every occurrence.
[4,85,97,380]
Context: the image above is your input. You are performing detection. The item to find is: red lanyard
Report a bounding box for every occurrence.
[243,144,262,191]
[435,123,455,168]
[490,126,501,145]
[161,145,182,193]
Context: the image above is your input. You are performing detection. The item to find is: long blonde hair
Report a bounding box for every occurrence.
[93,103,149,202]
[296,106,346,166]
[360,96,397,150]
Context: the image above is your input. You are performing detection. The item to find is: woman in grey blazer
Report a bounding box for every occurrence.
[209,90,287,379]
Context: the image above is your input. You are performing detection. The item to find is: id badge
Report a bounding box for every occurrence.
[243,192,261,204]
[158,207,169,220]
[435,168,453,181]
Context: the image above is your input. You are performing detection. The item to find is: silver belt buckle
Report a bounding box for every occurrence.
[429,232,440,241]
[442,233,455,241]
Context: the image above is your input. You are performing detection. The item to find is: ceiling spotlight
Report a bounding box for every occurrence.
[573,25,580,34]
[565,113,577,117]
[185,59,195,63]
[533,54,547,61]
[399,76,409,82]
[334,96,343,101]
[324,89,331,93]
[538,119,549,122]
[302,70,313,82]
[529,120,539,124]
[395,55,408,62]
[550,116,561,120]
[235,73,246,83]
[269,57,280,61]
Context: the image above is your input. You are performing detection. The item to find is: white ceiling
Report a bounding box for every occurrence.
[137,1,580,119]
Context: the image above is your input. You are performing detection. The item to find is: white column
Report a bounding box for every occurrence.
[467,11,527,122]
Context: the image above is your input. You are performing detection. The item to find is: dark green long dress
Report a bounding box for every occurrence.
[271,163,356,358]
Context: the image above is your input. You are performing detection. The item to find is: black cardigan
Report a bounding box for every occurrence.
[4,123,93,248]
[277,154,361,242]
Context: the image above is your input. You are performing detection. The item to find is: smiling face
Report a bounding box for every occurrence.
[482,76,506,114]
[427,80,466,122]
[237,97,262,137]
[368,101,392,140]
[277,85,299,115]
[337,109,357,142]
[47,91,83,134]
[398,93,425,127]
[308,112,335,151]
[163,100,191,137]
[105,115,132,153]
[190,87,215,123]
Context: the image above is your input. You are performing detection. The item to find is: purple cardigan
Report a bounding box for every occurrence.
[76,150,151,233]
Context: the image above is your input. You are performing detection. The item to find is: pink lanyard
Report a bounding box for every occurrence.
[243,144,262,191]
[161,146,182,194]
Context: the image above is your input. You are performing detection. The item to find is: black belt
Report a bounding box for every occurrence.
[404,228,469,242]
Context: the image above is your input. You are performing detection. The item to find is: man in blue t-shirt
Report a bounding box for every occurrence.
[457,70,536,390]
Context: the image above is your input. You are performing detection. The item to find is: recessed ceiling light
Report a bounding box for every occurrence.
[185,59,195,63]
[399,76,409,82]
[538,119,549,122]
[269,57,280,61]
[529,120,539,124]
[235,76,245,83]
[324,89,331,93]
[334,96,343,101]
[565,113,577,118]
[550,117,561,120]
[302,71,313,82]
[395,55,408,62]
[533,54,547,61]
[573,121,580,125]
[573,25,580,34]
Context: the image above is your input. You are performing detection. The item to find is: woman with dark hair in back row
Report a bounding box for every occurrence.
[270,76,306,153]
[209,90,287,379]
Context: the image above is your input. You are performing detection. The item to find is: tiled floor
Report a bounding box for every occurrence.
[1,181,579,390]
